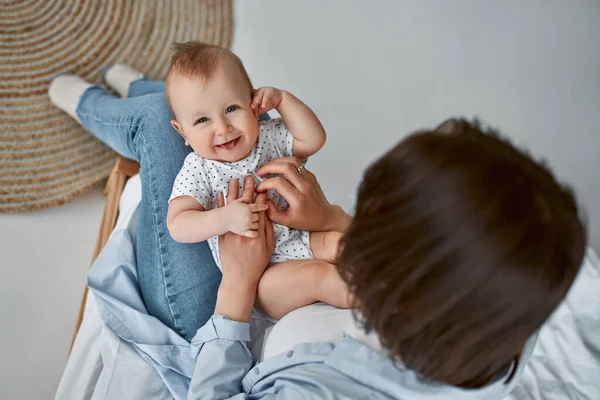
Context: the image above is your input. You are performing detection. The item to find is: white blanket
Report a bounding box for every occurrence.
[56,175,600,400]
[507,248,600,400]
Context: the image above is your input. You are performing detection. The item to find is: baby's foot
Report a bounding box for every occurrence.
[102,64,143,98]
[48,75,93,123]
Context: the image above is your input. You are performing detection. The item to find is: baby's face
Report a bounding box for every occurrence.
[169,60,258,162]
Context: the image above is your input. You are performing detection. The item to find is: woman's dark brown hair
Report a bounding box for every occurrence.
[338,118,587,388]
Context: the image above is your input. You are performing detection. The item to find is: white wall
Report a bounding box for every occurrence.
[233,0,600,250]
[0,187,104,399]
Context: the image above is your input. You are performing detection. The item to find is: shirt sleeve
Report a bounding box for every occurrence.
[187,315,393,400]
[260,118,293,158]
[169,153,212,209]
[187,315,256,400]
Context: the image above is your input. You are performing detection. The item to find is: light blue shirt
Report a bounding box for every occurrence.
[88,227,535,400]
[187,315,533,400]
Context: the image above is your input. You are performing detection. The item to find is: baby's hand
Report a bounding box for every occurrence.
[224,198,269,238]
[251,87,283,118]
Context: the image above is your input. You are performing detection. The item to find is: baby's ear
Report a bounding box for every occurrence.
[171,120,187,142]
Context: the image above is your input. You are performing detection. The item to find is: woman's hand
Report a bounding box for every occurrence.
[256,157,352,232]
[214,176,275,322]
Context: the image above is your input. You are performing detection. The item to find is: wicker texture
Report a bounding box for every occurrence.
[0,0,233,212]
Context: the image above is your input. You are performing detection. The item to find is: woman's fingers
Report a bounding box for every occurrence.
[227,178,239,203]
[264,216,274,250]
[216,192,225,208]
[256,193,267,232]
[255,176,299,202]
[264,200,287,226]
[239,176,255,204]
[256,157,306,192]
[260,163,305,190]
[257,157,303,176]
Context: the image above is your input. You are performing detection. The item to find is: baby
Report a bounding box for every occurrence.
[165,42,351,319]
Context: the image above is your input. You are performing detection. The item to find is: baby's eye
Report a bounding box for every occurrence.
[226,105,238,113]
[195,117,209,125]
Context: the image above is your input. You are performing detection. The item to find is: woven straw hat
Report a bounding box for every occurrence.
[0,0,233,213]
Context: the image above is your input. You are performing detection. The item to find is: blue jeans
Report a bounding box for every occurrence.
[76,79,221,341]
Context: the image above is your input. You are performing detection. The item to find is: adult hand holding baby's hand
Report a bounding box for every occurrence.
[215,177,274,322]
[251,86,283,118]
[218,176,269,238]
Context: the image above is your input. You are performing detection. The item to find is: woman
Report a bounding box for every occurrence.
[50,69,586,399]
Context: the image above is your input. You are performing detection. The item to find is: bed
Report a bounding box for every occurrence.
[55,157,600,400]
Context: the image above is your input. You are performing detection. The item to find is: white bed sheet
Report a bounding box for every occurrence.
[56,174,600,400]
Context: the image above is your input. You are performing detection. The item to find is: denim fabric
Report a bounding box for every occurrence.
[76,79,222,340]
[128,78,166,97]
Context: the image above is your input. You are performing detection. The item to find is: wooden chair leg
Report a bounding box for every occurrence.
[68,157,140,355]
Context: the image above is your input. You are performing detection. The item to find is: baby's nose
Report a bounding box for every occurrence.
[216,122,233,135]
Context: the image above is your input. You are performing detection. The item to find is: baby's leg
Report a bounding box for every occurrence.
[310,231,344,264]
[256,259,353,320]
[127,79,166,97]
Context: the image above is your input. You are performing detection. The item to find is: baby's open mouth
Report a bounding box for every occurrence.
[217,137,240,151]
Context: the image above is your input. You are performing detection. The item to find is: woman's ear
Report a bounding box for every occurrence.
[171,120,189,146]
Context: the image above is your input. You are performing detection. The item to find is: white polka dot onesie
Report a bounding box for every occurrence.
[169,118,313,270]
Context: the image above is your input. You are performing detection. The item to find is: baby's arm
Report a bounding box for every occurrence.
[167,195,268,243]
[251,87,326,159]
[167,196,227,243]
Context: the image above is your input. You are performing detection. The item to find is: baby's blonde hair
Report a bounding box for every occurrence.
[165,41,253,117]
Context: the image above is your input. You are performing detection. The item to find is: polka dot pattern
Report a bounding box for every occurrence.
[169,118,312,269]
